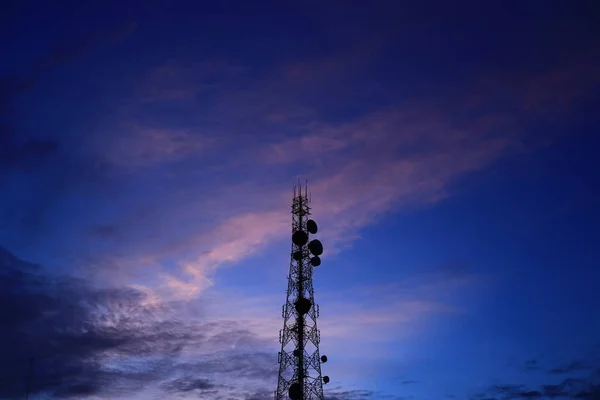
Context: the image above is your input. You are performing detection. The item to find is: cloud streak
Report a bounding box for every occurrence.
[101,47,599,302]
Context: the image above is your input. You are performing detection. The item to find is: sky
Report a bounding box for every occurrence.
[1,0,600,399]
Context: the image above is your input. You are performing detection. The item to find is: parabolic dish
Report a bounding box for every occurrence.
[310,256,321,267]
[306,219,318,234]
[294,297,312,315]
[292,230,308,246]
[308,239,323,256]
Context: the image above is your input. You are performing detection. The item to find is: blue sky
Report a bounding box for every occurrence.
[1,1,599,399]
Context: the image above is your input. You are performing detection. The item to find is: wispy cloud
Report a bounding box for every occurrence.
[92,52,596,301]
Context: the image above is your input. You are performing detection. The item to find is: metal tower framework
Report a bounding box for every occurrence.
[275,183,329,400]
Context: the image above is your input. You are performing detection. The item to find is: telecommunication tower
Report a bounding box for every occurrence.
[275,183,330,400]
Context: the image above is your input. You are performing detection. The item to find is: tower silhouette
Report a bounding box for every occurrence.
[275,183,329,400]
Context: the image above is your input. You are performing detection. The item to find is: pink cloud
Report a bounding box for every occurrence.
[80,51,599,303]
[140,99,522,300]
[155,211,289,301]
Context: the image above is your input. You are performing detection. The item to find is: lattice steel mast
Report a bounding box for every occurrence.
[275,182,330,400]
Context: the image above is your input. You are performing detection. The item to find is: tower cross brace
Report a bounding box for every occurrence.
[275,183,329,400]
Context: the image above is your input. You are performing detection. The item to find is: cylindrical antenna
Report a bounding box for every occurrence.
[305,180,308,199]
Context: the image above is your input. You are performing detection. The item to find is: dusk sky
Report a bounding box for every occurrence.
[1,1,600,399]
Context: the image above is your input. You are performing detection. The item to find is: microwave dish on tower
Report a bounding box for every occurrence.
[274,182,329,400]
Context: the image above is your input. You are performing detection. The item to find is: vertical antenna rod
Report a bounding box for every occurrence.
[275,182,330,400]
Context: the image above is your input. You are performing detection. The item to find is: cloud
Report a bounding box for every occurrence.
[196,267,477,372]
[138,51,596,295]
[4,48,578,324]
[0,246,283,399]
[474,373,600,400]
[157,210,289,300]
[549,361,593,375]
[149,99,519,300]
[324,388,408,400]
[162,376,215,392]
[4,241,430,399]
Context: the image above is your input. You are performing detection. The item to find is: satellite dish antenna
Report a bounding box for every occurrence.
[293,251,303,261]
[308,239,323,256]
[295,297,312,315]
[310,256,321,267]
[323,376,330,384]
[307,219,318,234]
[320,355,327,363]
[292,230,308,246]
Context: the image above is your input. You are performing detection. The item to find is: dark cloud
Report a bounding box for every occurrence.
[475,375,600,400]
[325,389,379,400]
[162,376,215,392]
[0,245,175,398]
[171,351,278,384]
[550,361,593,375]
[0,246,276,399]
[244,390,274,400]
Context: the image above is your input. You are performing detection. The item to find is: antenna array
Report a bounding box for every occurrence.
[275,182,329,400]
